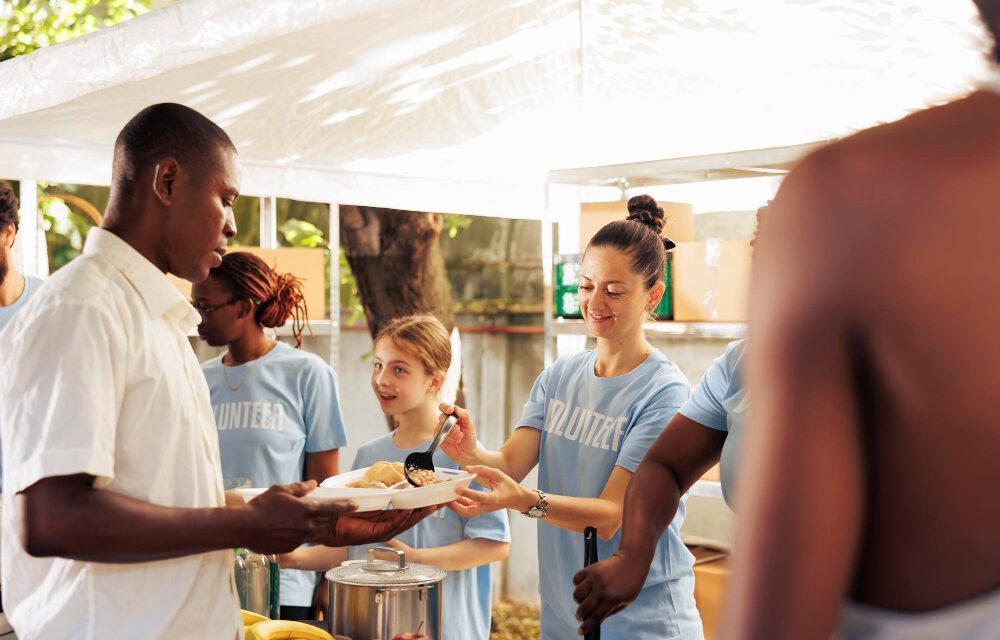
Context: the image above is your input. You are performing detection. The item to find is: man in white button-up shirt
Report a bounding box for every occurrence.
[0,104,433,640]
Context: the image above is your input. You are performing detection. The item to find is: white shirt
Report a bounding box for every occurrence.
[0,228,241,640]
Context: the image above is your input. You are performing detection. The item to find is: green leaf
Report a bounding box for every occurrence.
[278,218,327,248]
[442,213,471,239]
[1,0,153,61]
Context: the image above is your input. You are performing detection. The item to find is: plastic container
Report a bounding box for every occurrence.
[654,252,673,320]
[386,467,476,509]
[320,467,477,509]
[554,254,584,319]
[237,483,394,512]
[234,548,277,618]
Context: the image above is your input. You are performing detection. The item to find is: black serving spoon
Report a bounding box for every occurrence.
[404,414,458,487]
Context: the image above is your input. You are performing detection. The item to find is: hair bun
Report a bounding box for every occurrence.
[626,194,665,235]
[258,273,305,329]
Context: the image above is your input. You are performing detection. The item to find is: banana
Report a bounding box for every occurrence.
[242,610,270,625]
[247,619,335,640]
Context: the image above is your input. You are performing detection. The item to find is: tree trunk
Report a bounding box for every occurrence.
[339,205,465,410]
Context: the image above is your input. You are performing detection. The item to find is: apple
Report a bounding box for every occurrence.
[391,633,431,640]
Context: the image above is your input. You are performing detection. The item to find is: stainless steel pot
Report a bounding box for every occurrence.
[326,547,445,640]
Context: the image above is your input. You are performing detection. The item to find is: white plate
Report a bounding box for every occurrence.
[235,485,394,512]
[388,468,476,509]
[320,467,398,490]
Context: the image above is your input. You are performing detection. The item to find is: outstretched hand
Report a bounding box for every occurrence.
[448,464,528,518]
[243,480,358,554]
[244,481,439,552]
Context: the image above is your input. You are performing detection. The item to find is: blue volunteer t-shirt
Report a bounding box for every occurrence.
[0,274,44,491]
[0,274,44,332]
[349,434,510,640]
[678,339,748,509]
[202,340,348,608]
[518,349,704,640]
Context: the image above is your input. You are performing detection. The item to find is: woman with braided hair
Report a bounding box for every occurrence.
[192,251,347,620]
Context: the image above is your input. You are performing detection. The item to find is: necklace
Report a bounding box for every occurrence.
[222,340,276,392]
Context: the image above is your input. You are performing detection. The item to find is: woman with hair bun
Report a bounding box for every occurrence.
[439,195,704,639]
[574,205,768,636]
[192,251,348,620]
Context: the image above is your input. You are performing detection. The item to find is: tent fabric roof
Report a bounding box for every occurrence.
[0,0,990,216]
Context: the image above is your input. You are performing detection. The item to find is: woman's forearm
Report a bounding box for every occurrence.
[405,538,510,571]
[304,449,340,484]
[459,447,510,475]
[279,545,347,571]
[510,488,623,541]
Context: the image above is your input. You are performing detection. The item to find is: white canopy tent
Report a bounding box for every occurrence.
[0,0,989,205]
[0,0,990,294]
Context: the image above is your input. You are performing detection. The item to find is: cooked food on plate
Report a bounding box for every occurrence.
[346,460,405,488]
[344,460,446,488]
[344,480,390,489]
[406,468,437,487]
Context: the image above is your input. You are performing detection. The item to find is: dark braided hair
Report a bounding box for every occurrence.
[587,194,675,290]
[210,251,310,347]
[0,182,19,234]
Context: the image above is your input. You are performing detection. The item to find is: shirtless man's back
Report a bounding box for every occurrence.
[724,7,1000,639]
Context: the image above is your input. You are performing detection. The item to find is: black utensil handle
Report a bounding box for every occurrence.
[584,526,598,566]
[584,526,600,640]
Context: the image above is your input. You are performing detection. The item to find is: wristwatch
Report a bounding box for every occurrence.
[522,490,548,518]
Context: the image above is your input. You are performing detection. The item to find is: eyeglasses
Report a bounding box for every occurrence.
[191,297,240,317]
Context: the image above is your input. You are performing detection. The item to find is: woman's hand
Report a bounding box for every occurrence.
[448,465,536,518]
[572,550,647,635]
[437,403,480,465]
[383,537,421,563]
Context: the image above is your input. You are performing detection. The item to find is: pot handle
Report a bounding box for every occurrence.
[375,591,386,640]
[366,546,405,570]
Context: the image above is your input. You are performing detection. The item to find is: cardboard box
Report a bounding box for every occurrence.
[701,462,721,482]
[690,546,731,640]
[579,200,694,249]
[672,239,752,322]
[169,247,327,320]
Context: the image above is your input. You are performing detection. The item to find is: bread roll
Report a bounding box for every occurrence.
[346,480,388,489]
[362,460,405,486]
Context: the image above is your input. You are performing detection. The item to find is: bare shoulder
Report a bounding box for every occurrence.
[769,92,999,262]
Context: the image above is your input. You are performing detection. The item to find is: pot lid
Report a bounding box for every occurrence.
[326,547,446,586]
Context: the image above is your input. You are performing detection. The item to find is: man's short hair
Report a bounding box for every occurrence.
[112,103,236,193]
[0,181,18,234]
